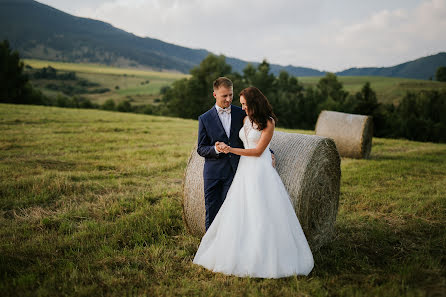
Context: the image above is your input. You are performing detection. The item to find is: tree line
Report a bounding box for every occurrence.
[1,40,445,143]
[162,54,446,143]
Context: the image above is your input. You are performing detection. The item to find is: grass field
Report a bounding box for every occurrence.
[23,59,188,106]
[299,76,446,105]
[0,104,445,296]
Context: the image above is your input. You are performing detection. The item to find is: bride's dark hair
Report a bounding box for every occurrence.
[239,87,278,130]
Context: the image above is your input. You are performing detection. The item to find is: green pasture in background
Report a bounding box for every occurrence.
[0,104,444,296]
[23,59,188,106]
[24,59,446,108]
[299,75,446,105]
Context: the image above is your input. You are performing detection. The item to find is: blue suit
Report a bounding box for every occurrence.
[197,105,246,230]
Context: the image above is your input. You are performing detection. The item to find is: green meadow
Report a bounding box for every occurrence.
[0,104,445,296]
[23,59,188,106]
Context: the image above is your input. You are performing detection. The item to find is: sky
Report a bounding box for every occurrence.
[36,0,446,72]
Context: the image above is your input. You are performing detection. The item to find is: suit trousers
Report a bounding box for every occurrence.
[204,173,235,231]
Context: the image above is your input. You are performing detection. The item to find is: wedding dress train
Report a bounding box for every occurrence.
[193,118,314,278]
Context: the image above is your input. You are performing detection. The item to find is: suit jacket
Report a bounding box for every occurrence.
[197,105,246,179]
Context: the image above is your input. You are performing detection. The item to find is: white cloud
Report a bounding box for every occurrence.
[315,0,446,70]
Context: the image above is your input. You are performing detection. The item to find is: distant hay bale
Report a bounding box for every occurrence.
[182,131,341,251]
[315,110,373,159]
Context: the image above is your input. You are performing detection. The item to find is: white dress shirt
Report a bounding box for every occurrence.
[214,104,231,154]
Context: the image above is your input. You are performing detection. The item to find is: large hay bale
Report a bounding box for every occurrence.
[182,131,341,251]
[315,110,373,159]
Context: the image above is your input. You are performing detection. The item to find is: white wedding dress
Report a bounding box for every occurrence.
[193,118,314,278]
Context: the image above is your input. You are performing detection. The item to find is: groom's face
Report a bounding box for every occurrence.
[213,86,233,109]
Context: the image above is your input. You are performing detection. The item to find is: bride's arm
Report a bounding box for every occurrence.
[227,119,274,157]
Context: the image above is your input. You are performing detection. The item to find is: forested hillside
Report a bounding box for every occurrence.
[0,0,324,76]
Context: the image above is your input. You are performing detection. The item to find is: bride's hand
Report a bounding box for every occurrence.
[218,143,230,154]
[223,145,231,154]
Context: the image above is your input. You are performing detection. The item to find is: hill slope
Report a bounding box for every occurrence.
[337,52,446,80]
[0,0,207,72]
[0,0,324,76]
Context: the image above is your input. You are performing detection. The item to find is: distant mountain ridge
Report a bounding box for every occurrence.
[337,53,446,79]
[0,0,208,73]
[1,0,444,79]
[0,0,324,76]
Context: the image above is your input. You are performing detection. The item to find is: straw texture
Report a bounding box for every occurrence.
[315,110,373,159]
[182,131,341,251]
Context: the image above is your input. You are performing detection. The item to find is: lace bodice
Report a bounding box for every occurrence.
[239,118,270,155]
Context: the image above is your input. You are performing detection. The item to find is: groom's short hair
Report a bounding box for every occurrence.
[213,77,233,90]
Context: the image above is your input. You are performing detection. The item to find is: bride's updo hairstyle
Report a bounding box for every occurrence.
[239,87,277,130]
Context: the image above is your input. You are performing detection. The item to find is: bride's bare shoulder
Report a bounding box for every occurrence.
[268,117,276,126]
[243,116,249,124]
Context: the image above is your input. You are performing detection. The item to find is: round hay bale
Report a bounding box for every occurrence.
[315,110,373,159]
[182,131,341,251]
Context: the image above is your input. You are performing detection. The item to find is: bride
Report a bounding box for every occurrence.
[193,87,314,278]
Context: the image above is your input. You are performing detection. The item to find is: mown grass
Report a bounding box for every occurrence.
[23,59,186,79]
[0,104,445,297]
[299,76,446,105]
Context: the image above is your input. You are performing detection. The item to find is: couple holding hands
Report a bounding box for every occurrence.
[193,77,314,278]
[214,141,232,154]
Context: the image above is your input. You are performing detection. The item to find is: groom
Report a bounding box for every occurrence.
[197,77,275,231]
[197,77,245,231]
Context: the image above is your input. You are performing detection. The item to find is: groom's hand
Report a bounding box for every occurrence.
[221,144,230,154]
[217,142,230,153]
[215,141,222,153]
[215,141,226,153]
[271,153,276,168]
